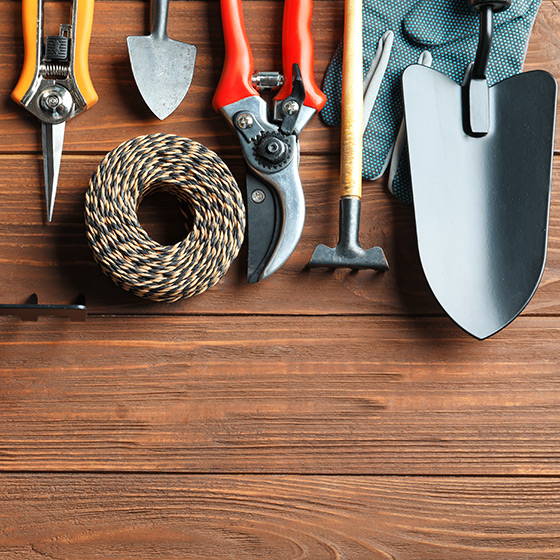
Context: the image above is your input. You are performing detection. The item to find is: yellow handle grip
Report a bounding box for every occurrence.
[340,0,363,199]
[11,0,40,104]
[74,0,98,108]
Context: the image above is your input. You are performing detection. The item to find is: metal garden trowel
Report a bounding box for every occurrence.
[127,0,197,120]
[402,0,557,340]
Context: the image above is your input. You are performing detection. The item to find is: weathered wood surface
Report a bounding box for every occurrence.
[2,475,560,559]
[0,315,559,474]
[1,0,560,557]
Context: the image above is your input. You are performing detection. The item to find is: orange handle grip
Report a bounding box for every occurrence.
[11,0,97,109]
[11,0,40,104]
[213,0,258,111]
[274,0,326,110]
[74,0,97,108]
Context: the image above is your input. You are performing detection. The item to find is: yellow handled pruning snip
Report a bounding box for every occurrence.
[12,0,97,222]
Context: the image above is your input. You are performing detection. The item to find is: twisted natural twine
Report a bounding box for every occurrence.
[85,134,245,303]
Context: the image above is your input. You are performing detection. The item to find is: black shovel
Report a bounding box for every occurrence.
[402,0,557,340]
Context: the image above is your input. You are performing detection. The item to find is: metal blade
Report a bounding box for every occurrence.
[127,35,197,120]
[246,172,282,284]
[248,161,306,282]
[41,121,65,222]
[403,66,557,339]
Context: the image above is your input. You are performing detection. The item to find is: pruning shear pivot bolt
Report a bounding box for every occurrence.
[12,0,98,222]
[213,0,326,283]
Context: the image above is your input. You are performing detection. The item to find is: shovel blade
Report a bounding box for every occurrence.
[403,66,557,339]
[127,35,197,120]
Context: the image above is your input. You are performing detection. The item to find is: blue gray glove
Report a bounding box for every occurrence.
[321,0,542,203]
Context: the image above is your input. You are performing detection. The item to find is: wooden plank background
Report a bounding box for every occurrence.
[0,0,559,558]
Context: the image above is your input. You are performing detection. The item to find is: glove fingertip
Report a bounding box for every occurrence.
[402,0,535,48]
[403,1,479,47]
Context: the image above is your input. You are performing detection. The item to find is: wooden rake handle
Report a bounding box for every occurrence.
[340,0,363,199]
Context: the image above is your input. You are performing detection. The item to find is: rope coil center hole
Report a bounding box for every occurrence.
[137,186,194,246]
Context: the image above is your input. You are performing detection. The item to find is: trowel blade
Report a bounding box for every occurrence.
[127,35,197,120]
[403,66,557,339]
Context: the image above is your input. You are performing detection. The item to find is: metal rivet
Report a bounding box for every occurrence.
[251,189,265,203]
[38,85,73,121]
[283,100,299,116]
[236,113,254,130]
[45,94,61,108]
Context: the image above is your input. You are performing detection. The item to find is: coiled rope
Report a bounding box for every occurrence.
[85,134,245,303]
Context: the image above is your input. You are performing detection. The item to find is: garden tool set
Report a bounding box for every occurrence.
[8,0,558,338]
[12,0,98,222]
[213,0,326,283]
[320,0,557,339]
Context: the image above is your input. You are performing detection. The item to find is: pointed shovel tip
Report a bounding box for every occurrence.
[151,106,174,121]
[135,90,185,120]
[127,36,196,121]
[461,323,504,341]
[443,308,517,340]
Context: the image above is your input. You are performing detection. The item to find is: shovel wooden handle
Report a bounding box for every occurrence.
[340,0,363,199]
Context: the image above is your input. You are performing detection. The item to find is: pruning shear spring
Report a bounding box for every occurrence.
[213,0,326,283]
[12,0,98,222]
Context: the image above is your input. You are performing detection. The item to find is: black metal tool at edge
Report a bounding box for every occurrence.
[0,294,87,322]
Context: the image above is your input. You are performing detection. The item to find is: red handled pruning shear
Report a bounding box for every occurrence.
[213,0,326,283]
[12,0,98,222]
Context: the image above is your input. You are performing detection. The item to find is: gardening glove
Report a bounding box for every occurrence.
[321,0,542,203]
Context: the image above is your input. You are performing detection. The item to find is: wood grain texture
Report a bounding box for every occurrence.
[1,1,560,155]
[0,315,559,473]
[1,0,560,556]
[0,153,558,315]
[1,474,560,559]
